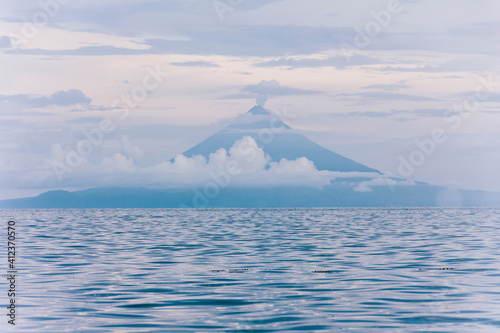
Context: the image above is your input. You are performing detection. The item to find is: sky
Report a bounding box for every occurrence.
[1,0,500,199]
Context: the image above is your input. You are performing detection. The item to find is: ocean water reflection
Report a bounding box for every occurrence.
[0,208,499,332]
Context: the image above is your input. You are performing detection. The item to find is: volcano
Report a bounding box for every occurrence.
[1,106,500,208]
[181,106,379,173]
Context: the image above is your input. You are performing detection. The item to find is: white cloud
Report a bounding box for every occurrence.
[39,136,383,190]
[0,89,91,109]
[100,153,135,172]
[354,176,416,192]
[120,135,144,160]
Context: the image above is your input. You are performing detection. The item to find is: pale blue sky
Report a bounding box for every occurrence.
[1,0,500,199]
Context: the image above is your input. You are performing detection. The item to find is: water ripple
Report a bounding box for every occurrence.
[0,208,499,332]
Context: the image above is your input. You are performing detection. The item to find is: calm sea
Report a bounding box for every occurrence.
[1,208,499,332]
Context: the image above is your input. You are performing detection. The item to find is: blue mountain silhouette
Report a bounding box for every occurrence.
[1,106,499,208]
[182,106,379,173]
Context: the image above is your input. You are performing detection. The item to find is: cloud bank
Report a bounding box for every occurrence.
[0,89,92,109]
[42,136,385,190]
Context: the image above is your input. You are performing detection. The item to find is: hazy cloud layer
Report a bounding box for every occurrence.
[255,55,382,69]
[0,90,91,108]
[339,92,436,102]
[363,83,412,91]
[170,61,220,68]
[223,80,322,106]
[44,136,382,189]
[0,36,12,48]
[244,80,320,96]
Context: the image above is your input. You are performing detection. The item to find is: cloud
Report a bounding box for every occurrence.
[339,92,436,102]
[377,57,500,73]
[459,92,500,104]
[170,61,220,67]
[244,80,319,96]
[338,108,449,120]
[363,82,412,91]
[354,177,415,192]
[3,1,499,59]
[223,0,283,11]
[50,90,92,105]
[5,45,146,56]
[255,55,381,69]
[0,89,92,108]
[39,136,382,190]
[243,80,320,106]
[0,36,12,48]
[66,117,104,124]
[6,24,352,57]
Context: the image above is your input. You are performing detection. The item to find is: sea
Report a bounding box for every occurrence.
[1,208,499,332]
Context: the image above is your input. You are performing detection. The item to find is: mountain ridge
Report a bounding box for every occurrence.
[2,185,500,208]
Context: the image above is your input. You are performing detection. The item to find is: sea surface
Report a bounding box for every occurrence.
[1,208,500,332]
